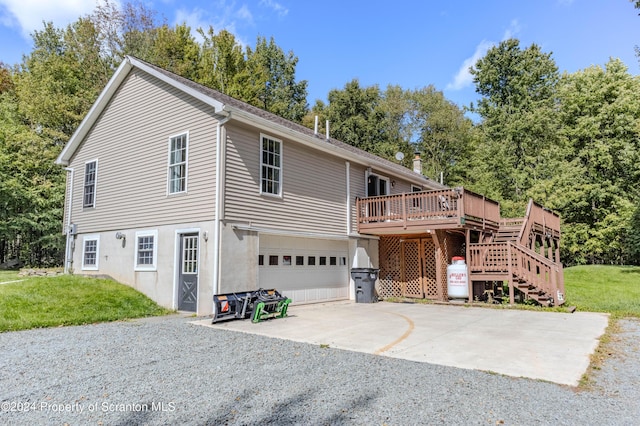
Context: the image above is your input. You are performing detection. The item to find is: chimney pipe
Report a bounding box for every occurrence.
[413,152,422,174]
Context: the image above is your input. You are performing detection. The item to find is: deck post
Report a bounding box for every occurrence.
[507,242,515,305]
[402,192,407,229]
[466,228,472,303]
[432,231,444,301]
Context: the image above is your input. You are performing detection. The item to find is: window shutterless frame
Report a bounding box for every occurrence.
[167,132,189,195]
[134,230,158,271]
[259,133,282,197]
[81,234,100,270]
[83,159,98,208]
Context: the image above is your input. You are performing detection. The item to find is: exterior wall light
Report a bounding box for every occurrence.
[115,232,126,248]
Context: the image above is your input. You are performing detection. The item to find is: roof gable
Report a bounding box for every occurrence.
[55,56,445,189]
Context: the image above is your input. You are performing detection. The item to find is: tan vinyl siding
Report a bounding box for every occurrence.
[390,179,413,195]
[67,69,218,232]
[350,164,367,233]
[224,122,347,234]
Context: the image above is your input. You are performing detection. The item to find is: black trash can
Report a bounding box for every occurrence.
[351,268,379,303]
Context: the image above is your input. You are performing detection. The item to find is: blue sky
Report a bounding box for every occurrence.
[0,0,638,110]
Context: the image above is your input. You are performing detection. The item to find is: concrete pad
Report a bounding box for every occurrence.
[192,301,609,386]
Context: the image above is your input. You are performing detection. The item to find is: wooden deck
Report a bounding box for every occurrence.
[356,188,500,235]
[366,192,566,307]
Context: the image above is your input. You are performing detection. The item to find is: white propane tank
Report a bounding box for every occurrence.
[447,256,469,299]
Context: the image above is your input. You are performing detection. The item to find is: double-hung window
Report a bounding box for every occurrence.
[135,230,158,271]
[260,134,282,196]
[168,133,188,194]
[83,160,97,208]
[82,235,100,270]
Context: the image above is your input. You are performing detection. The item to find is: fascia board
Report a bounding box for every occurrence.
[127,57,224,112]
[55,59,133,165]
[56,56,226,166]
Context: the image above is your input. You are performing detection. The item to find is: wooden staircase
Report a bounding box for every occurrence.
[492,219,523,243]
[468,201,565,306]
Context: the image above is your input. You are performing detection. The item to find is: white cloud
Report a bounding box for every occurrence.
[174,3,252,47]
[175,7,211,36]
[446,40,494,91]
[236,5,253,23]
[0,0,105,38]
[259,0,288,17]
[502,19,521,41]
[446,19,522,91]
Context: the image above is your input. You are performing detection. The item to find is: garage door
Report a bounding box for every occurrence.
[259,235,349,304]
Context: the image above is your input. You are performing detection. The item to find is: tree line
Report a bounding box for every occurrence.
[1,0,639,267]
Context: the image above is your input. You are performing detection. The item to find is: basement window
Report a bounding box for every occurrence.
[134,230,158,271]
[82,235,100,270]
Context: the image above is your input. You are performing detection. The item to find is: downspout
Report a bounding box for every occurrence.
[346,161,351,235]
[63,168,74,274]
[213,111,231,300]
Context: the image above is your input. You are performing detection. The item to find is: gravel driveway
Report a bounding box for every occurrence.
[1,314,639,425]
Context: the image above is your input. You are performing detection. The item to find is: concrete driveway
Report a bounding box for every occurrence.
[193,301,609,386]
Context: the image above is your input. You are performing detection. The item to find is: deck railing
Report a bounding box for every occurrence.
[356,187,500,232]
[468,241,564,304]
[519,200,561,245]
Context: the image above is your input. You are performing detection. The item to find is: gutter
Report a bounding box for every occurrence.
[346,161,351,235]
[213,111,231,299]
[63,167,74,274]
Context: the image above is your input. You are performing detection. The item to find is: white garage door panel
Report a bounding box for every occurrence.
[259,235,349,304]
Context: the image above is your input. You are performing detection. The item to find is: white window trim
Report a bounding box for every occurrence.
[83,159,98,209]
[81,234,100,271]
[167,131,189,195]
[259,133,283,198]
[411,184,423,192]
[134,230,158,271]
[366,172,390,197]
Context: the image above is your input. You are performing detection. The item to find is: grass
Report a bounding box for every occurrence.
[564,265,640,318]
[0,270,20,283]
[0,274,172,332]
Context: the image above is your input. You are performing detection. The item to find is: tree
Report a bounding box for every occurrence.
[469,38,561,215]
[408,86,473,184]
[0,75,64,266]
[197,28,245,94]
[313,79,386,153]
[239,36,308,122]
[555,59,640,264]
[627,204,640,264]
[146,23,200,81]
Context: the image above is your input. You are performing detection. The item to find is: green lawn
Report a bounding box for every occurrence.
[0,275,172,332]
[564,265,640,318]
[0,270,19,283]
